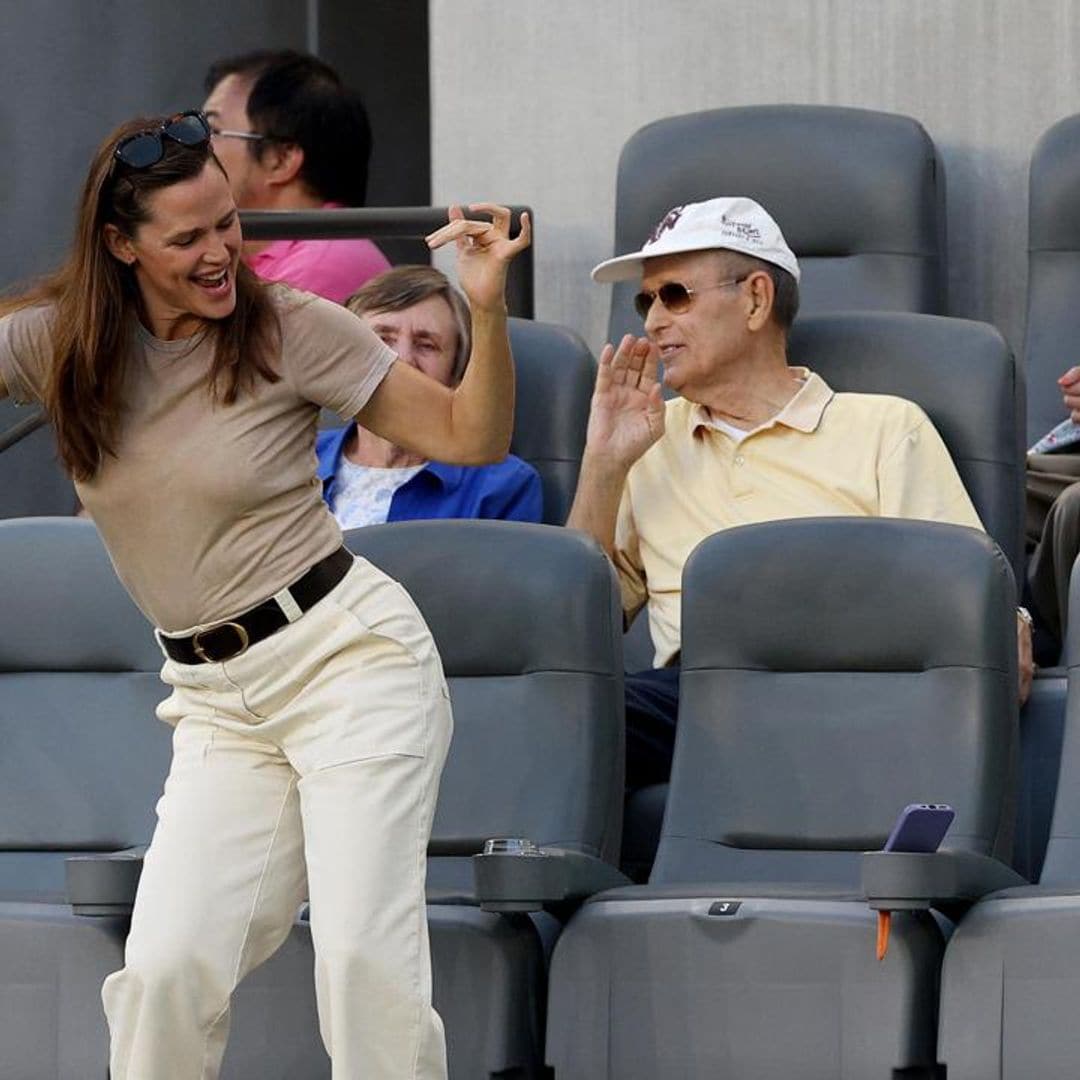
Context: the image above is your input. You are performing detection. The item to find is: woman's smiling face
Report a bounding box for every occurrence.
[106,159,242,340]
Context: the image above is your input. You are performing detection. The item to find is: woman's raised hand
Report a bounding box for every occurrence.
[425,203,531,312]
[585,335,665,470]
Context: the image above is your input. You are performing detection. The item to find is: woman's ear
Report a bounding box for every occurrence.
[103,223,137,266]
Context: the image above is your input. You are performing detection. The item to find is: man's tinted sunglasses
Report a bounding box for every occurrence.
[633,275,750,320]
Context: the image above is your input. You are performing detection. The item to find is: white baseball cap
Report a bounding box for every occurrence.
[591,196,801,284]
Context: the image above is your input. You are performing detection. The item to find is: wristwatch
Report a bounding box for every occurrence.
[1017,606,1034,629]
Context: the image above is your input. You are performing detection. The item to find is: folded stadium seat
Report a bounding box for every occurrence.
[547,517,1019,1079]
[0,401,77,517]
[606,104,946,343]
[224,520,626,1079]
[0,518,170,1077]
[936,559,1080,1079]
[507,317,595,525]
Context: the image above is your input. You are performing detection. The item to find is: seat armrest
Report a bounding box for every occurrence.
[66,848,145,916]
[862,849,1027,916]
[473,844,631,913]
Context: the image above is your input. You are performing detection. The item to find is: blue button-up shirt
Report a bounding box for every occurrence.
[316,424,544,524]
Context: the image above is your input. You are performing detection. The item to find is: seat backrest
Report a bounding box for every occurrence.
[0,518,169,902]
[608,104,946,342]
[0,402,76,518]
[507,317,594,524]
[345,520,624,890]
[790,311,1024,581]
[1025,113,1080,444]
[652,518,1018,886]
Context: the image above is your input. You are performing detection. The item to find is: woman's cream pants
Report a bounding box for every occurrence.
[102,557,452,1079]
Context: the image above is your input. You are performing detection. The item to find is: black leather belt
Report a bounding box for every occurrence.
[158,546,354,665]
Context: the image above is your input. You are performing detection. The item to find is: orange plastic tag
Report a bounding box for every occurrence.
[876,910,892,961]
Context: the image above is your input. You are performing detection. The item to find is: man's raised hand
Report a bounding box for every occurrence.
[585,334,665,470]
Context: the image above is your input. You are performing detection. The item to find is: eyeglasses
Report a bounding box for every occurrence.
[209,128,267,143]
[114,111,211,169]
[633,275,750,320]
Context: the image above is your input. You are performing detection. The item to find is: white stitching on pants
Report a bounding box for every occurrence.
[198,774,298,1076]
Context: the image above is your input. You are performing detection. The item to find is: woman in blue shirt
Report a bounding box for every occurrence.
[317,266,543,526]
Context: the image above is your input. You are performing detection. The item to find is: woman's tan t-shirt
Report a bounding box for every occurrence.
[0,286,395,631]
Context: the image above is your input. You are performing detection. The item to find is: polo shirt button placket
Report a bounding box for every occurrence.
[731,448,753,498]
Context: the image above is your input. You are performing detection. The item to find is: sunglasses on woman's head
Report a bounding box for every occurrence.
[633,274,750,320]
[114,111,211,170]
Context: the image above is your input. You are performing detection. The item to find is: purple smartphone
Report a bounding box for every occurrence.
[883,803,955,853]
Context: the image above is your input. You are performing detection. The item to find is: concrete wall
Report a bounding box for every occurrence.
[430,0,1080,363]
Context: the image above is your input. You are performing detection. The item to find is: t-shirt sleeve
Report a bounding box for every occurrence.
[611,479,649,623]
[878,402,985,530]
[0,305,55,405]
[277,291,397,418]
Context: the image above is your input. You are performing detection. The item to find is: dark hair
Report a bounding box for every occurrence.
[345,266,471,385]
[717,251,800,334]
[204,49,373,205]
[0,115,280,481]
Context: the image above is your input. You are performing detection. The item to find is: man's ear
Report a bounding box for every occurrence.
[745,271,775,332]
[261,141,305,189]
[103,224,137,266]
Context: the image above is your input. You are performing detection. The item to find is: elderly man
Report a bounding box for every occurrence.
[203,49,390,301]
[568,196,1032,790]
[317,266,543,526]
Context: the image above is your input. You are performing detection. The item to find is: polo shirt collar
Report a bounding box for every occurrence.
[421,460,464,491]
[690,368,834,437]
[249,200,344,274]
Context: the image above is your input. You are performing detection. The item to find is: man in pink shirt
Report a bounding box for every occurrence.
[203,50,390,302]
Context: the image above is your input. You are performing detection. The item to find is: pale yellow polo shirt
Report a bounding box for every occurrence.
[613,368,984,667]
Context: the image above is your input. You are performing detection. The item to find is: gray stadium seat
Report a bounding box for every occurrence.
[229,520,625,1078]
[0,518,169,1078]
[508,317,594,525]
[548,517,1019,1078]
[937,558,1080,1078]
[1024,113,1080,445]
[607,104,947,343]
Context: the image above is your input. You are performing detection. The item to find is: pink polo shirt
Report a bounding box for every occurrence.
[247,203,391,303]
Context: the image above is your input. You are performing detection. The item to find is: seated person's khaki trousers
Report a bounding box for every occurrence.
[102,557,453,1079]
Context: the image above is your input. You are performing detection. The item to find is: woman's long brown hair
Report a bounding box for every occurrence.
[0,115,280,481]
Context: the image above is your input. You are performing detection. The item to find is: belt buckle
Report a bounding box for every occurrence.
[192,622,250,663]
